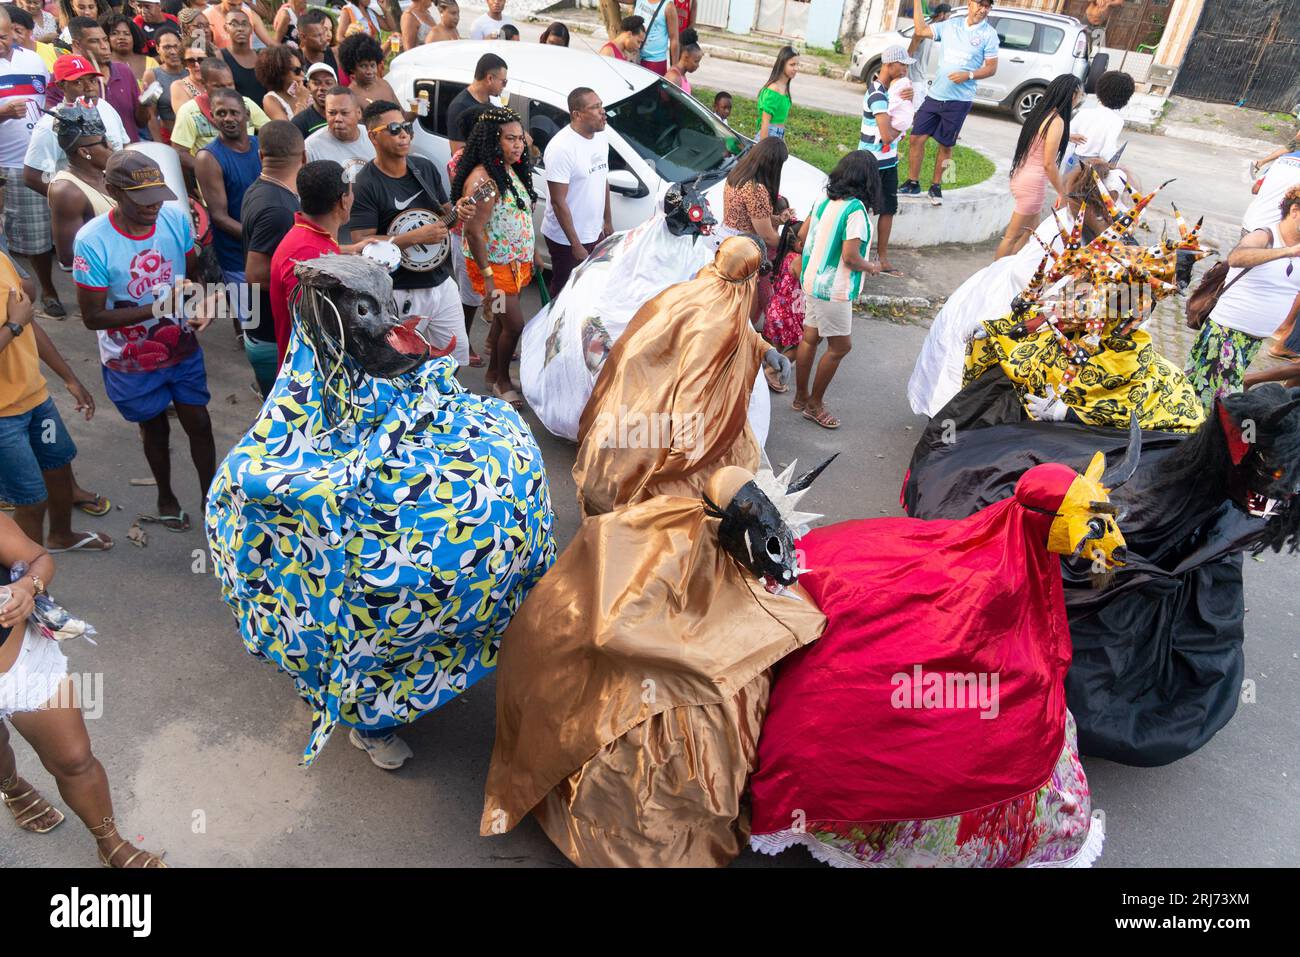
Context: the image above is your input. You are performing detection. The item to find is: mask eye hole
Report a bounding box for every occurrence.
[765,536,783,562]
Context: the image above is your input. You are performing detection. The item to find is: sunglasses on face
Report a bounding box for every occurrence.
[78,139,107,149]
[185,57,203,65]
[372,121,414,136]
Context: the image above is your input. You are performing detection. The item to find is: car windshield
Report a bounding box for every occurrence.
[604,79,742,182]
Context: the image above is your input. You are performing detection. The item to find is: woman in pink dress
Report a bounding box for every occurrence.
[995,75,1082,260]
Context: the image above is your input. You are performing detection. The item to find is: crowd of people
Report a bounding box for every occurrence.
[1,0,1298,871]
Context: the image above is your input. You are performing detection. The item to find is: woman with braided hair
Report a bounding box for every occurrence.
[453,107,542,408]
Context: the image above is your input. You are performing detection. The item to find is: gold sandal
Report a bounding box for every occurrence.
[89,817,168,869]
[1,773,66,833]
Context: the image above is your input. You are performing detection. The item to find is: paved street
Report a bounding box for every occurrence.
[2,29,1297,869]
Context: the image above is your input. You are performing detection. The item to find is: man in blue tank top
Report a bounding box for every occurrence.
[194,88,261,357]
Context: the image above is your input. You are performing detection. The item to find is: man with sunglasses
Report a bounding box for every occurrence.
[348,99,475,371]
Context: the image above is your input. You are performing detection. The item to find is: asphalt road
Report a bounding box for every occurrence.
[3,43,1297,870]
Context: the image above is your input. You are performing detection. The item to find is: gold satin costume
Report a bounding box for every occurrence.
[573,236,768,518]
[480,471,827,868]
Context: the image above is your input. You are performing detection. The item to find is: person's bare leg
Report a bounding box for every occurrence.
[793,326,820,410]
[808,334,852,410]
[493,295,525,394]
[462,303,479,361]
[907,134,928,183]
[27,251,59,305]
[11,500,46,546]
[995,212,1035,260]
[877,214,895,271]
[172,403,215,512]
[0,718,63,831]
[138,412,181,519]
[10,682,160,866]
[41,464,108,550]
[933,145,954,187]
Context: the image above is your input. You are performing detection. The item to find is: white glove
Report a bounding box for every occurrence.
[1025,388,1068,422]
[764,348,793,389]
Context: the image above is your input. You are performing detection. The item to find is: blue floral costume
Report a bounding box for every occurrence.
[206,330,555,765]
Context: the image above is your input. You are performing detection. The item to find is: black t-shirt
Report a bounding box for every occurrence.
[292,105,327,138]
[446,88,490,143]
[348,157,451,290]
[162,0,183,14]
[223,49,269,108]
[240,177,300,343]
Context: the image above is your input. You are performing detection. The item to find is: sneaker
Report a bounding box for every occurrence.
[349,728,413,770]
[898,180,921,196]
[41,296,66,319]
[928,184,943,206]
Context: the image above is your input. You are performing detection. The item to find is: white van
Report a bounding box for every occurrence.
[385,41,829,252]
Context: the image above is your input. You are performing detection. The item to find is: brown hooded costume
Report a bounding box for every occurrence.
[480,467,826,867]
[572,236,770,518]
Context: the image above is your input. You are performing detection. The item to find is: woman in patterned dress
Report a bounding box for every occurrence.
[453,107,544,409]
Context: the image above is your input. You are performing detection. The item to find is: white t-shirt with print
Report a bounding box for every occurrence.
[24,99,130,177]
[305,128,376,183]
[0,47,50,168]
[541,125,609,246]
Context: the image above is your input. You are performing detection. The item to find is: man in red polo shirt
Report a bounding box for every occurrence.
[269,159,375,362]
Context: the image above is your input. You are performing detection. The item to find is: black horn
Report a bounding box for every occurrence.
[786,453,839,494]
[1100,411,1142,489]
[1265,396,1300,428]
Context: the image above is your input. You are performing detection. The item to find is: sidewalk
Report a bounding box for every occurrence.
[505,2,850,77]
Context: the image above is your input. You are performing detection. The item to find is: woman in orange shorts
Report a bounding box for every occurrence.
[453,107,543,408]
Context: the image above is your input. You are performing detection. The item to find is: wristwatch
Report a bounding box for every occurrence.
[4,321,23,338]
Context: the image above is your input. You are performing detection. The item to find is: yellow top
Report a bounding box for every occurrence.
[0,254,48,419]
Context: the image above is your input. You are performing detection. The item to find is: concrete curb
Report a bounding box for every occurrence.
[890,143,1013,248]
[1157,122,1281,156]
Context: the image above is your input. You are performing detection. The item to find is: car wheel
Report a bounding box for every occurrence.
[863,58,882,86]
[1015,86,1045,124]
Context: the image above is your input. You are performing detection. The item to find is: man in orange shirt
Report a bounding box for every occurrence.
[0,252,110,552]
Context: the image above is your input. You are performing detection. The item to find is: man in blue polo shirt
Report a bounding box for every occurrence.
[899,0,999,207]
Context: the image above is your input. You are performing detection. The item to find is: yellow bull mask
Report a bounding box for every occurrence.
[1046,414,1142,570]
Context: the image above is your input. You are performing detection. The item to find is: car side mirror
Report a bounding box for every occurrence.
[608,169,648,199]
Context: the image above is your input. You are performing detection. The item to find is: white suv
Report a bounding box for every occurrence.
[849,6,1101,124]
[385,41,829,252]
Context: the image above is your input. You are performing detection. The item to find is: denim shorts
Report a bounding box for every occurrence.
[0,396,78,506]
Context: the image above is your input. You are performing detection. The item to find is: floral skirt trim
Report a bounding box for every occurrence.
[1184,319,1263,416]
[749,711,1101,868]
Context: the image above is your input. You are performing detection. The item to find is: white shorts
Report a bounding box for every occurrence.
[397,280,470,369]
[0,623,68,721]
[450,233,482,308]
[803,295,854,338]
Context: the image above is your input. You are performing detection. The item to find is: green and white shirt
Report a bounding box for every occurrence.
[801,197,872,302]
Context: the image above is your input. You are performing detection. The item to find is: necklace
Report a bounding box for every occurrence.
[258,172,298,195]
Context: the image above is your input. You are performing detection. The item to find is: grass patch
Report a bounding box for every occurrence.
[803,44,850,69]
[697,86,995,188]
[1259,123,1276,133]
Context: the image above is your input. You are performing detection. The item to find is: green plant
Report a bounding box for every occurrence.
[695,86,995,188]
[1260,124,1275,133]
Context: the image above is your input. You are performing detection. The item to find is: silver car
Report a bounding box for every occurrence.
[849,6,1100,124]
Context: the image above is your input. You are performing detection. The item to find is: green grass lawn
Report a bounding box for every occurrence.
[696,86,995,189]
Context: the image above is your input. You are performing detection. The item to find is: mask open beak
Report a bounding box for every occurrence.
[385,316,447,359]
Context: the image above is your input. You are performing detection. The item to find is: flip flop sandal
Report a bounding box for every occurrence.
[494,385,526,410]
[2,776,65,833]
[0,501,12,511]
[74,494,112,517]
[802,406,841,430]
[46,531,113,553]
[468,351,485,368]
[41,297,66,319]
[765,366,789,394]
[879,267,905,278]
[791,398,807,412]
[139,510,191,533]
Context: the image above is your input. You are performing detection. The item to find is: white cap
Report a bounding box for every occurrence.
[305,62,337,80]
